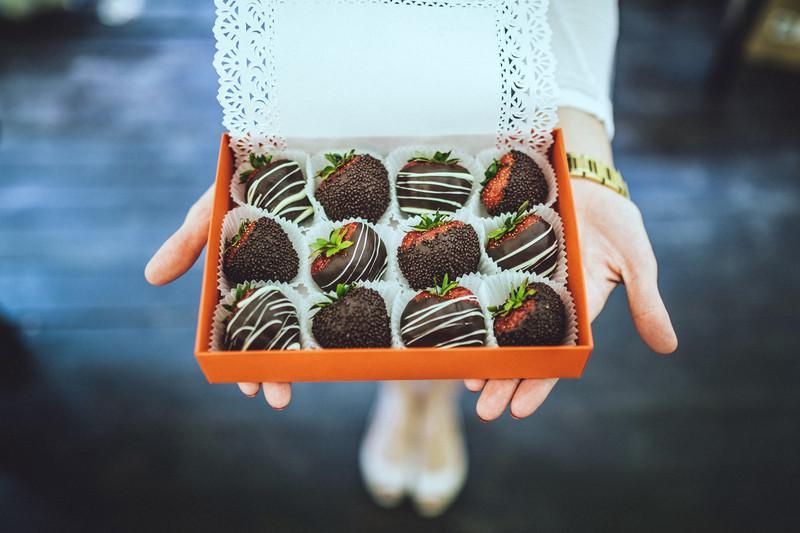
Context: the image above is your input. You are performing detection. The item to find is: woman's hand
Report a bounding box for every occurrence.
[144,185,292,410]
[464,178,679,421]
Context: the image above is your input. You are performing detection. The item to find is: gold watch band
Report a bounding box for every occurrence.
[566,152,630,199]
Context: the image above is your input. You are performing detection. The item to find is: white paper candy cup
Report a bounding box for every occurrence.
[217,205,309,294]
[472,146,558,217]
[384,145,484,221]
[230,149,316,227]
[479,271,578,346]
[304,280,403,349]
[391,274,492,349]
[479,204,568,285]
[210,281,311,352]
[459,273,499,348]
[303,216,398,291]
[308,148,395,226]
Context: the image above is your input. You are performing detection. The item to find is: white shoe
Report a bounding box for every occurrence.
[410,382,468,518]
[359,382,419,508]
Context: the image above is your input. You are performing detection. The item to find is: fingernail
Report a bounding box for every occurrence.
[246,392,258,398]
[477,414,488,424]
[510,412,521,420]
[272,406,286,411]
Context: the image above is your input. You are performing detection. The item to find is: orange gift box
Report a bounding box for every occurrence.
[194,128,593,383]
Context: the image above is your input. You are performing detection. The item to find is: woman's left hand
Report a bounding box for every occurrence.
[144,184,292,410]
[464,178,678,421]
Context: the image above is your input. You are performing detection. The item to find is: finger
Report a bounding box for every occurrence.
[623,248,678,354]
[237,382,260,397]
[464,379,486,393]
[509,378,558,419]
[263,382,292,410]
[145,185,214,286]
[476,379,520,421]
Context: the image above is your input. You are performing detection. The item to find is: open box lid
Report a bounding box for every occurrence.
[213,0,558,161]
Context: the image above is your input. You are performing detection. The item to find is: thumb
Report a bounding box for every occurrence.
[622,245,678,354]
[145,185,214,286]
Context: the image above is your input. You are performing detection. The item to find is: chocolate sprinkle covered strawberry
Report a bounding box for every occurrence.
[311,284,392,349]
[486,201,558,277]
[315,150,390,223]
[481,150,548,216]
[489,280,566,346]
[397,212,480,290]
[400,274,486,348]
[222,217,299,285]
[310,222,388,291]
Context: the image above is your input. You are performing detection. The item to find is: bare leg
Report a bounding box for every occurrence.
[409,380,468,517]
[359,381,420,507]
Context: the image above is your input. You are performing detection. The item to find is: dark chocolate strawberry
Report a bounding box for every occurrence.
[309,222,388,291]
[486,201,558,277]
[311,284,392,348]
[396,150,474,216]
[222,283,301,351]
[239,153,314,224]
[400,274,486,348]
[481,150,547,216]
[489,280,566,346]
[315,150,390,223]
[222,217,299,285]
[396,212,481,290]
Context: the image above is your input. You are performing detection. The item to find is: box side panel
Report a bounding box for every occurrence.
[194,134,234,363]
[197,346,591,383]
[551,130,594,353]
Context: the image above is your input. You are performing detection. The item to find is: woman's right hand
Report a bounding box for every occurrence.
[144,184,292,410]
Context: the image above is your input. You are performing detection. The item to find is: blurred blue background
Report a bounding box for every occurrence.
[1,0,799,531]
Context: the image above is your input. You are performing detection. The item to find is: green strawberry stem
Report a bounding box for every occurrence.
[487,201,531,241]
[408,150,460,165]
[222,282,253,312]
[411,211,450,232]
[313,283,353,309]
[482,159,500,186]
[310,227,354,259]
[316,149,356,180]
[225,219,251,253]
[239,152,274,183]
[427,273,459,297]
[488,280,538,318]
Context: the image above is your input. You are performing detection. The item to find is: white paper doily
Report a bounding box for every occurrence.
[213,0,557,164]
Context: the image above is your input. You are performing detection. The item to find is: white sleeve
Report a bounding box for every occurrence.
[548,0,619,138]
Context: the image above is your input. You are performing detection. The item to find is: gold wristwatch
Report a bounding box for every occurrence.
[566,152,630,199]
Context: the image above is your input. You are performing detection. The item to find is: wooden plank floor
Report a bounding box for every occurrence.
[1,1,799,531]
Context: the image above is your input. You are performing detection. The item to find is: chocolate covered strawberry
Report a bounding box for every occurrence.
[222,283,301,351]
[315,150,390,223]
[485,201,558,277]
[239,152,314,224]
[222,217,299,285]
[481,150,548,216]
[400,274,486,348]
[489,280,566,346]
[311,284,392,349]
[396,150,474,215]
[309,222,387,291]
[396,212,480,290]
